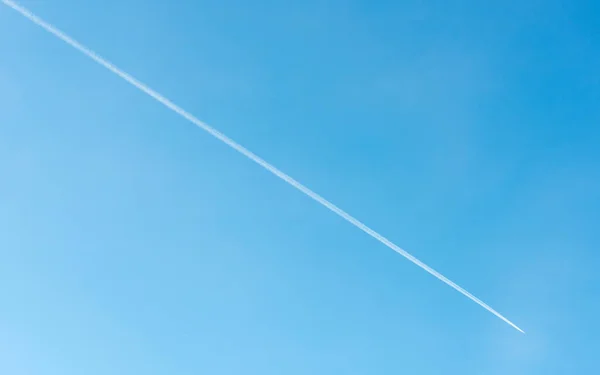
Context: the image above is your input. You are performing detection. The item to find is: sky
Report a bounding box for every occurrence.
[1,0,599,373]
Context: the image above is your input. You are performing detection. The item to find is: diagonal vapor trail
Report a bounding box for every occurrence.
[2,0,524,333]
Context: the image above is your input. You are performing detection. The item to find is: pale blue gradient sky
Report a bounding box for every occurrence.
[1,1,599,374]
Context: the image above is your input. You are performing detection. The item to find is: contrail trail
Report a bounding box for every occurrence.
[2,0,524,333]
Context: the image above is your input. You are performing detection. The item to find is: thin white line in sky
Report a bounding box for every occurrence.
[2,0,524,333]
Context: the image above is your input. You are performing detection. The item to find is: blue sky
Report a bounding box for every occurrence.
[1,0,599,373]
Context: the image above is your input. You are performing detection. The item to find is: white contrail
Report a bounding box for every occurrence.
[2,0,524,333]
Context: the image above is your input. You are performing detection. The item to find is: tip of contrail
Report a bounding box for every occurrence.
[506,320,525,334]
[2,0,525,334]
